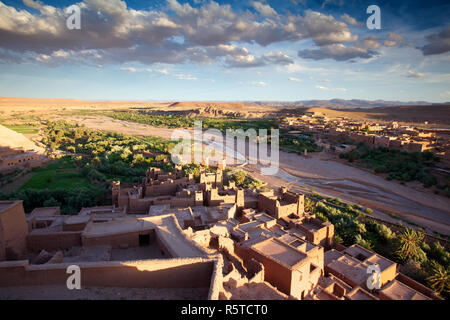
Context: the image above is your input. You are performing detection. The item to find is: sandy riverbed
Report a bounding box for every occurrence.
[63,115,450,235]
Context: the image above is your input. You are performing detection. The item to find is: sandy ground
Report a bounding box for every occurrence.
[0,285,209,300]
[64,115,182,140]
[48,115,450,235]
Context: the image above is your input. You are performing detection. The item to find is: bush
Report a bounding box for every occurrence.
[43,197,61,207]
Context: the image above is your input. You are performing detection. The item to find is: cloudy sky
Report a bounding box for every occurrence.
[0,0,449,102]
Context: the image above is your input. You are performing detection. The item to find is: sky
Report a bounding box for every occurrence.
[0,0,449,102]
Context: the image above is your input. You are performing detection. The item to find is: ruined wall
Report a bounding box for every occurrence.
[153,197,196,208]
[389,139,404,149]
[128,198,153,214]
[26,232,82,252]
[296,219,334,248]
[236,245,292,296]
[207,255,224,300]
[290,262,311,299]
[0,201,28,259]
[82,229,155,249]
[207,188,236,207]
[257,195,279,218]
[0,259,215,290]
[348,133,374,145]
[145,183,179,197]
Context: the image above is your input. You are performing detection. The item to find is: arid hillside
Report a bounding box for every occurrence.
[283,105,450,128]
[0,97,449,128]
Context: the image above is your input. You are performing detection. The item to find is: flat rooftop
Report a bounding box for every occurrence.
[344,244,373,260]
[83,215,207,259]
[326,255,368,287]
[83,218,152,237]
[379,280,431,300]
[365,254,396,272]
[239,220,264,232]
[346,287,378,300]
[30,207,59,217]
[251,238,308,268]
[64,215,91,225]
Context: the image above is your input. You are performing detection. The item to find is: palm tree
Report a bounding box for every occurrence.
[426,261,450,295]
[396,228,426,262]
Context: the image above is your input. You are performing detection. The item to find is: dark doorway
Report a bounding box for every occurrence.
[139,234,150,246]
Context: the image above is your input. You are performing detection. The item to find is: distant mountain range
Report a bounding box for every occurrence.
[249,99,450,109]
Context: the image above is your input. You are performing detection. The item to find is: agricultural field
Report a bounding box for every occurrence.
[3,124,40,134]
[19,158,91,191]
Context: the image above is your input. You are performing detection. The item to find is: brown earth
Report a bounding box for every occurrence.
[1,97,448,127]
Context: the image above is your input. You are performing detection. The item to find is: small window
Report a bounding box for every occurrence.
[139,234,150,246]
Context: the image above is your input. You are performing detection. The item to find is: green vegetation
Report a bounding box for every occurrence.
[314,201,366,247]
[41,121,175,182]
[20,158,92,190]
[396,228,427,263]
[0,121,178,214]
[109,112,193,128]
[182,164,217,183]
[0,169,23,185]
[311,197,450,298]
[201,118,277,132]
[108,111,278,132]
[426,261,450,295]
[224,169,266,190]
[339,144,444,189]
[279,134,322,154]
[4,124,40,134]
[0,188,108,215]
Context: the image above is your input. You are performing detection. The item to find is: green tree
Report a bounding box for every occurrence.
[426,261,450,295]
[232,171,246,187]
[43,197,61,207]
[396,228,427,263]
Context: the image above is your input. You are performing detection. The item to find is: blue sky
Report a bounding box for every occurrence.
[0,0,449,102]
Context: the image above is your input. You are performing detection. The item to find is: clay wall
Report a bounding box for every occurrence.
[395,273,442,300]
[0,259,215,290]
[0,201,28,259]
[26,231,82,252]
[82,229,155,249]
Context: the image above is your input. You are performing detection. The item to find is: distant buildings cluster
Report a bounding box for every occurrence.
[278,112,450,161]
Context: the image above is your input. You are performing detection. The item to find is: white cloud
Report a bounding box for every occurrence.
[175,74,197,80]
[157,68,169,75]
[252,81,267,87]
[0,0,365,67]
[299,43,376,61]
[120,67,138,72]
[407,70,426,78]
[288,77,301,82]
[341,14,361,26]
[250,1,278,18]
[315,85,346,91]
[383,32,405,47]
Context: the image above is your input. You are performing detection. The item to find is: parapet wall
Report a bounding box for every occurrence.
[26,231,82,252]
[395,273,443,300]
[0,258,219,297]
